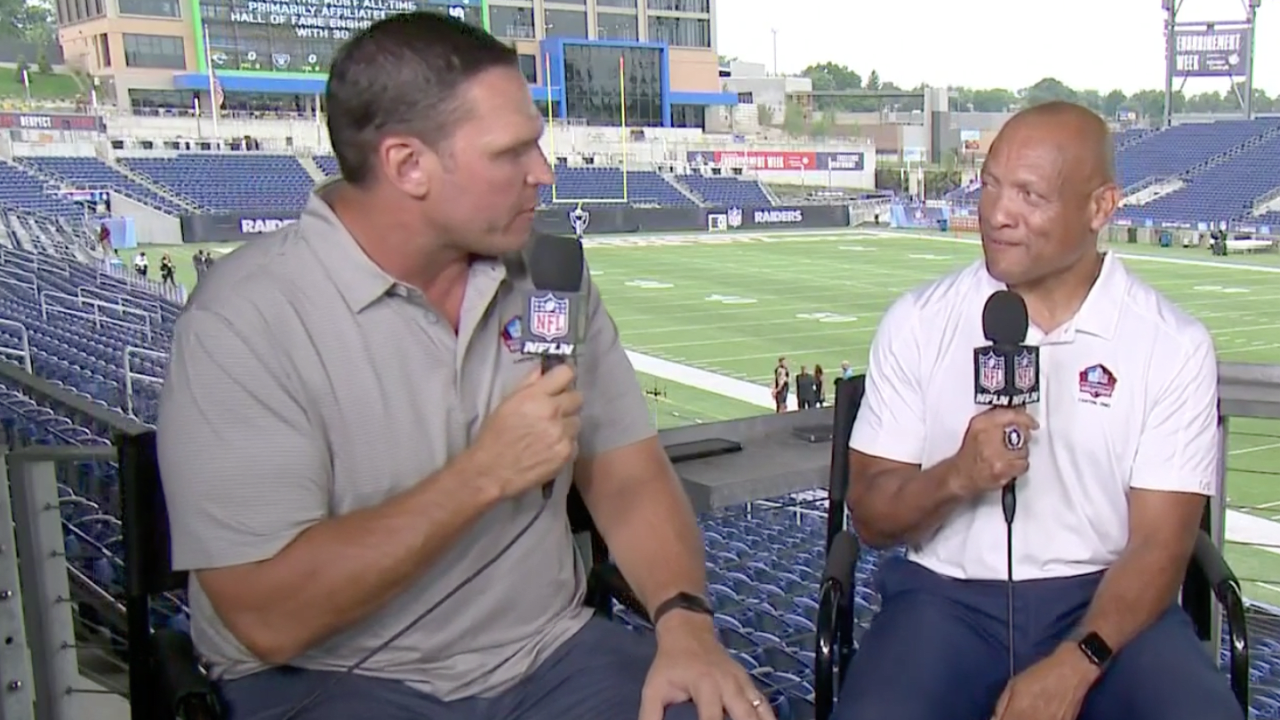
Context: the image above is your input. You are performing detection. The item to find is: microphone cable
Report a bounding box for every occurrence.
[273,489,553,720]
[1002,482,1016,680]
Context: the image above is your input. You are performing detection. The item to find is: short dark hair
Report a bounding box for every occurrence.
[325,12,517,185]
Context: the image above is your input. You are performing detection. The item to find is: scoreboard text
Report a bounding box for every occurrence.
[199,0,486,74]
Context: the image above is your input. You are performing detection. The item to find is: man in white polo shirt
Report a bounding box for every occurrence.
[835,102,1241,720]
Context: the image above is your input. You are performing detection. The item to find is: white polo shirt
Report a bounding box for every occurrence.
[849,253,1221,581]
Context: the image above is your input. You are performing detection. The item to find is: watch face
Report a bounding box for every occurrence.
[1080,632,1113,665]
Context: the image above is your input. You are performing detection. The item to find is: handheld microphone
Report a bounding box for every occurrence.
[973,289,1039,679]
[524,233,586,499]
[974,290,1040,523]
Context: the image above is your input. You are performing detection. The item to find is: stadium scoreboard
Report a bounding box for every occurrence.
[197,0,488,75]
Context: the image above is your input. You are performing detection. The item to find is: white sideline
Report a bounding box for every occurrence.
[625,351,1280,556]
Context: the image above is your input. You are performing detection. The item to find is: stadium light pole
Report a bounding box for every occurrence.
[1243,0,1260,119]
[1162,0,1177,128]
[770,29,778,76]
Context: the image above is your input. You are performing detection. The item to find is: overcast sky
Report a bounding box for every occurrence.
[716,0,1276,95]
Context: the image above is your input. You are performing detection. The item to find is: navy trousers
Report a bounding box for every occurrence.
[833,556,1243,720]
[218,617,701,720]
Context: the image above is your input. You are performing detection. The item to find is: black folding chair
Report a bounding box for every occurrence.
[118,429,222,720]
[118,429,646,720]
[812,376,1251,720]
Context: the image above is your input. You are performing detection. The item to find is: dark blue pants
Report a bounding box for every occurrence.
[834,556,1243,720]
[218,617,700,720]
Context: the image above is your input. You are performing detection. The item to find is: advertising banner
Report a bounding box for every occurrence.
[815,152,866,171]
[686,150,818,171]
[0,112,105,132]
[181,204,852,243]
[180,212,300,243]
[721,205,848,229]
[1174,28,1249,78]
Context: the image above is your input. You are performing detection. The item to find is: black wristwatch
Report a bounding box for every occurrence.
[1076,630,1114,669]
[651,592,714,627]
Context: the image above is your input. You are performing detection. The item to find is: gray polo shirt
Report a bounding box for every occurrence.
[156,187,655,700]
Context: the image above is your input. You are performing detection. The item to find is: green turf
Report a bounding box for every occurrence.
[0,71,83,100]
[167,228,1280,600]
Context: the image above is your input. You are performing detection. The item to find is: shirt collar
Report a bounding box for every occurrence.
[299,182,512,315]
[977,250,1127,342]
[299,182,398,314]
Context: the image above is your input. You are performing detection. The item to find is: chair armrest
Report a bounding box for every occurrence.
[151,628,223,719]
[1190,531,1250,713]
[587,561,650,622]
[814,530,861,720]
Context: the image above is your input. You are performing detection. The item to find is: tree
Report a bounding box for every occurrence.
[756,103,774,127]
[865,70,881,91]
[783,101,807,136]
[0,0,54,42]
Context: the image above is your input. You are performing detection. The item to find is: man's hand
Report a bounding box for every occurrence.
[953,407,1039,497]
[468,365,582,499]
[992,644,1100,720]
[639,614,776,720]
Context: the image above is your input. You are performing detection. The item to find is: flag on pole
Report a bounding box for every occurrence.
[545,52,558,203]
[619,55,628,203]
[201,24,222,137]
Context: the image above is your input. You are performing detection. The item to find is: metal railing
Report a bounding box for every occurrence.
[122,347,167,418]
[38,292,153,343]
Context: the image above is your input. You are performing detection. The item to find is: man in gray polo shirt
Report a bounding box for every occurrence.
[157,12,773,720]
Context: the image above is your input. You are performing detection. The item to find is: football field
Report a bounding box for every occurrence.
[160,229,1280,603]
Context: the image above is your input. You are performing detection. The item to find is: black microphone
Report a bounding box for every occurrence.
[973,289,1040,679]
[973,289,1040,523]
[524,233,586,498]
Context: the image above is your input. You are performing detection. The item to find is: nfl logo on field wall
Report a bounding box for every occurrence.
[979,351,1005,392]
[529,294,569,341]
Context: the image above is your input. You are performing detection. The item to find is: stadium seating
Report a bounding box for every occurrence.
[315,154,777,209]
[0,208,91,262]
[121,154,315,213]
[0,160,87,218]
[950,119,1280,225]
[678,174,773,207]
[19,156,190,216]
[1115,119,1280,189]
[1121,132,1280,225]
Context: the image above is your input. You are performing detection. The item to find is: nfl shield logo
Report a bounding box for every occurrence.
[1014,349,1037,391]
[529,293,569,340]
[979,351,1005,392]
[727,207,743,228]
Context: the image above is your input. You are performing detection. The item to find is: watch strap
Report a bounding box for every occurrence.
[651,591,713,626]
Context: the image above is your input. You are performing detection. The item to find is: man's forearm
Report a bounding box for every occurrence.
[204,452,501,664]
[847,453,969,548]
[1076,541,1187,654]
[578,458,707,633]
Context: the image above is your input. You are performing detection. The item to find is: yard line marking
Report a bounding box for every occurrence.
[1232,441,1280,456]
[919,234,1280,273]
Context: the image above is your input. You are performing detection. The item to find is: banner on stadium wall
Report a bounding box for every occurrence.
[180,212,301,243]
[686,151,866,173]
[889,202,951,230]
[181,205,851,243]
[1173,28,1249,78]
[0,112,105,132]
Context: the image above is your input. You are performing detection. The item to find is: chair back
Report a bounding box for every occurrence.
[825,376,865,553]
[119,429,186,596]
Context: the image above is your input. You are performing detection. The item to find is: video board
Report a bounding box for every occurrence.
[1173,27,1250,78]
[195,0,488,75]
